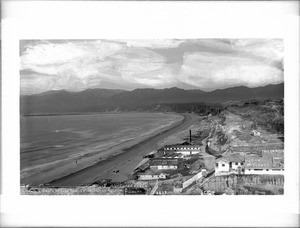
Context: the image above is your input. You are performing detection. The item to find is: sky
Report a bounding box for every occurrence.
[20,39,284,95]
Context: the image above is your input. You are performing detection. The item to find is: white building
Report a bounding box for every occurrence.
[215,156,245,176]
[136,171,169,181]
[164,144,201,156]
[251,130,261,136]
[149,158,178,171]
[245,155,284,175]
[215,150,284,176]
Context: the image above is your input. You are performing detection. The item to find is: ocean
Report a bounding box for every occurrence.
[20,112,182,184]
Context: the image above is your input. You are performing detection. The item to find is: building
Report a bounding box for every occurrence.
[136,170,169,181]
[261,149,284,158]
[244,155,284,175]
[143,150,157,158]
[134,162,150,173]
[215,150,284,176]
[164,144,201,156]
[162,152,184,159]
[251,130,261,136]
[149,158,178,171]
[215,155,245,176]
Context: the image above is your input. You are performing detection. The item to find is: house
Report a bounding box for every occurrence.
[149,158,178,170]
[215,155,245,176]
[134,158,150,172]
[251,130,261,136]
[244,155,284,175]
[134,162,150,172]
[244,150,284,175]
[215,149,284,176]
[136,170,169,181]
[164,144,201,156]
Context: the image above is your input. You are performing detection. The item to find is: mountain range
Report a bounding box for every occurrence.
[20,83,284,115]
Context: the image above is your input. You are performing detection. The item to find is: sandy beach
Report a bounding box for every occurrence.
[21,112,182,184]
[44,113,198,186]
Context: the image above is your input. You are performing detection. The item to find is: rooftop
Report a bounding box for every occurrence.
[216,155,245,163]
[262,149,284,158]
[245,155,284,169]
[162,153,184,159]
[150,158,178,166]
[164,145,201,150]
[136,169,169,176]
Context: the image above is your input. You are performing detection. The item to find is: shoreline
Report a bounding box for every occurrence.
[21,112,187,186]
[45,113,197,187]
[21,111,178,117]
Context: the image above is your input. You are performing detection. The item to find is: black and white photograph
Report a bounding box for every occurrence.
[1,1,299,227]
[20,38,285,195]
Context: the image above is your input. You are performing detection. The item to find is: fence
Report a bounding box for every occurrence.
[182,171,203,189]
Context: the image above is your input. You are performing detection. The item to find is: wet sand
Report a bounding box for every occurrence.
[48,113,198,186]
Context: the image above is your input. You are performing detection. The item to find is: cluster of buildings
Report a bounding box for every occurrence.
[215,149,284,176]
[133,133,284,188]
[134,142,202,181]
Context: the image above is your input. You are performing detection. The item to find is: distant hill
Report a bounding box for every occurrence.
[202,83,284,103]
[20,88,125,114]
[20,83,284,115]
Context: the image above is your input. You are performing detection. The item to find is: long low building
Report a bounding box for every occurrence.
[149,158,178,170]
[136,170,169,181]
[244,156,284,175]
[164,144,201,156]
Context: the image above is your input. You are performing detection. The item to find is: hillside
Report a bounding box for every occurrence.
[20,83,284,115]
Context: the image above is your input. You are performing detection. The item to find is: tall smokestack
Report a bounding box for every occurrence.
[189,130,192,142]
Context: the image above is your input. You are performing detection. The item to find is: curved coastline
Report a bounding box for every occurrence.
[25,113,197,186]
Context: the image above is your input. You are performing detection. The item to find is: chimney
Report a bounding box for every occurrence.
[189,130,192,142]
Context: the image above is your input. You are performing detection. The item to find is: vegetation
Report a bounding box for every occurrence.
[226,99,284,134]
[158,103,224,115]
[216,131,228,146]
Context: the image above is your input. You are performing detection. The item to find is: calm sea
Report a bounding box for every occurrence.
[20,113,181,177]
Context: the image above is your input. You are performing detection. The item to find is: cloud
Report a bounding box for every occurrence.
[20,41,127,93]
[21,41,123,77]
[117,39,185,49]
[194,39,283,68]
[180,52,283,90]
[20,74,57,95]
[229,39,283,60]
[20,39,284,94]
[112,48,167,81]
[126,63,180,87]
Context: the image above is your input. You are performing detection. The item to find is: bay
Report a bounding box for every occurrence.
[20,112,183,184]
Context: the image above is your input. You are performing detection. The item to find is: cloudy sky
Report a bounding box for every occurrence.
[20,39,283,95]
